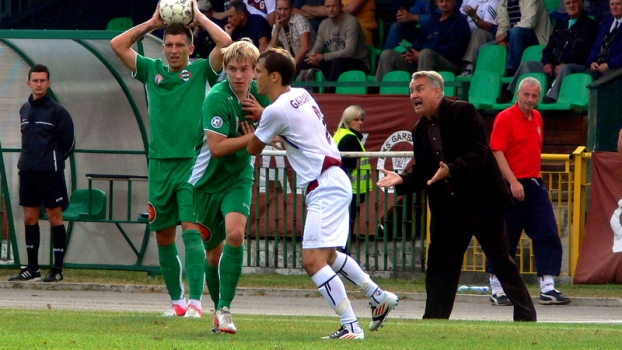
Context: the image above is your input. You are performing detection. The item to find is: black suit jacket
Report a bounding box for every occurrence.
[541,11,598,67]
[395,99,512,219]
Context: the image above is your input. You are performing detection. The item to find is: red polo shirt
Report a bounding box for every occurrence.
[490,104,543,179]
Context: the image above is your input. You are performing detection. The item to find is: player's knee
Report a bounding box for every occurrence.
[225,229,245,247]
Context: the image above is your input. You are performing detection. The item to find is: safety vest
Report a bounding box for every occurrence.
[333,128,373,194]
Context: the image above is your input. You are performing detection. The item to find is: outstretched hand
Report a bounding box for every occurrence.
[239,121,255,136]
[376,168,403,187]
[427,161,449,186]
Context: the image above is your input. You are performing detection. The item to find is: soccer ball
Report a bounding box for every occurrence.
[159,0,193,25]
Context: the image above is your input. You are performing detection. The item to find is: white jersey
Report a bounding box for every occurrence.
[254,87,341,188]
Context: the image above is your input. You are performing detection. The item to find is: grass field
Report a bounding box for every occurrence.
[1,310,621,349]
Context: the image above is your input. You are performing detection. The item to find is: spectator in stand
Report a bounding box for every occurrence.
[225,0,272,51]
[301,0,370,80]
[375,0,470,81]
[384,0,438,50]
[506,0,597,103]
[269,0,316,74]
[458,0,500,77]
[586,0,622,79]
[342,0,378,45]
[199,0,230,28]
[293,0,328,32]
[245,0,278,25]
[495,0,552,75]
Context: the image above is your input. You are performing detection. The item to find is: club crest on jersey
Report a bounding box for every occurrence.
[179,69,192,81]
[211,116,223,128]
[154,74,164,85]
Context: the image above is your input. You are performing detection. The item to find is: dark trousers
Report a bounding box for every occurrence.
[506,178,563,276]
[424,201,537,321]
[299,57,370,81]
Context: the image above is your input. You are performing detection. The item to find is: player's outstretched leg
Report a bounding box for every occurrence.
[330,251,399,331]
[312,265,365,340]
[183,229,205,318]
[159,242,187,317]
[214,243,243,333]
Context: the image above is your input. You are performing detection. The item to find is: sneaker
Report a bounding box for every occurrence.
[163,304,187,317]
[458,69,473,77]
[8,267,41,281]
[322,322,365,340]
[213,306,237,334]
[184,304,202,318]
[42,268,63,282]
[369,291,399,331]
[490,292,513,306]
[539,289,571,305]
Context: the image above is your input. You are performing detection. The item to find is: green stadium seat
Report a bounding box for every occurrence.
[544,0,560,12]
[538,73,593,111]
[367,45,378,77]
[62,189,107,221]
[438,71,456,97]
[493,72,548,110]
[502,45,546,83]
[336,70,367,94]
[468,72,501,110]
[457,45,507,83]
[380,70,411,95]
[106,17,134,31]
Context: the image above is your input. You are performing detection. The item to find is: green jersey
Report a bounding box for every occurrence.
[189,80,270,192]
[134,55,220,159]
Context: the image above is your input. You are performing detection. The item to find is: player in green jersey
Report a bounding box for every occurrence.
[111,0,232,318]
[188,39,270,334]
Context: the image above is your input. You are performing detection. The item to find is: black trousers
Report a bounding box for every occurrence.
[424,202,537,322]
[299,57,370,81]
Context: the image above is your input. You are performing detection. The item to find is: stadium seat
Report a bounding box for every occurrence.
[380,70,411,95]
[544,0,560,12]
[501,45,546,83]
[62,189,107,221]
[106,17,134,31]
[538,73,593,111]
[457,45,507,84]
[468,72,501,110]
[438,71,456,97]
[492,72,548,110]
[367,45,378,77]
[336,70,367,95]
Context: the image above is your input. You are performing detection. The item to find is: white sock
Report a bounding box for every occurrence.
[489,274,504,295]
[312,265,357,325]
[331,251,385,303]
[187,299,201,309]
[540,275,555,293]
[171,299,187,308]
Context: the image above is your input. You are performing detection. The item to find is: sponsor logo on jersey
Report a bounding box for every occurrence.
[154,74,164,85]
[179,70,192,82]
[211,116,223,128]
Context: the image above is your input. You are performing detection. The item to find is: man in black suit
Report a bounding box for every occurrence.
[377,70,537,322]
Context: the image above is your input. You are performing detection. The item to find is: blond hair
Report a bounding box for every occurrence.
[338,105,366,129]
[222,38,260,67]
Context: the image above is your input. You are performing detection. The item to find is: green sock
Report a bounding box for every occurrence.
[205,260,220,310]
[217,244,243,309]
[182,230,205,300]
[158,243,184,301]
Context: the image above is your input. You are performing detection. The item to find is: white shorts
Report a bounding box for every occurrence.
[302,166,352,249]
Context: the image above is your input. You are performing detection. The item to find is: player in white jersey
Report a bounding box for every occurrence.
[245,48,399,340]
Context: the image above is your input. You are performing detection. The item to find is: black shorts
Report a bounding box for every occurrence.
[19,171,69,210]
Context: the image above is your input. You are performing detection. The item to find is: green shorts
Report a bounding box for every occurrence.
[195,178,253,251]
[148,158,196,231]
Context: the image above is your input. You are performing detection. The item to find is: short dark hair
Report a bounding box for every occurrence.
[258,48,296,86]
[228,0,249,15]
[28,64,50,80]
[163,23,193,45]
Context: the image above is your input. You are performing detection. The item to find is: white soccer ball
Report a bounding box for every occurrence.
[159,0,193,25]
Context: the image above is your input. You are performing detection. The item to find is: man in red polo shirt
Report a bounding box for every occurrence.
[487,77,571,306]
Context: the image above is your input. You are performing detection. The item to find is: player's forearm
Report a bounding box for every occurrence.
[210,133,255,158]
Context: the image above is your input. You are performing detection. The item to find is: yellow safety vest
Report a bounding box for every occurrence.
[333,128,373,194]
